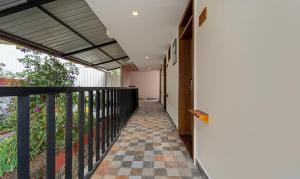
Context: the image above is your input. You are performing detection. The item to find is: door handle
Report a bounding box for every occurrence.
[189,79,193,92]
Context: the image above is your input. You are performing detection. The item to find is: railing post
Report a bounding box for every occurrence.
[126,90,129,120]
[101,90,106,154]
[78,92,85,179]
[95,90,100,161]
[110,90,114,142]
[113,89,117,137]
[116,89,120,134]
[121,90,125,127]
[46,94,55,179]
[120,90,123,128]
[88,91,94,171]
[106,90,110,147]
[65,92,73,179]
[17,96,30,179]
[136,88,139,108]
[111,90,115,141]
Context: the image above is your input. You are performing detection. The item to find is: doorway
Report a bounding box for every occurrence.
[178,0,194,159]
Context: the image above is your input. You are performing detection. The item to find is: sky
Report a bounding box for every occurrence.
[0,44,25,73]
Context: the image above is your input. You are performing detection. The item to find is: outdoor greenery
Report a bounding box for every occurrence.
[0,50,80,176]
[0,135,17,175]
[17,50,78,87]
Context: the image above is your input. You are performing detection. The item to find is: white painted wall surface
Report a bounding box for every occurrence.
[75,67,106,87]
[111,74,121,87]
[0,44,25,73]
[194,0,300,178]
[121,67,131,87]
[166,40,179,127]
[106,71,121,87]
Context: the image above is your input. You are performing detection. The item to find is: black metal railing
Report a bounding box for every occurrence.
[0,87,138,179]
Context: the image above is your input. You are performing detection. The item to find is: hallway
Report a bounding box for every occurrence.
[92,102,202,179]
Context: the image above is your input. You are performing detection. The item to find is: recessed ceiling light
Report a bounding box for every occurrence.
[145,56,149,59]
[132,11,139,16]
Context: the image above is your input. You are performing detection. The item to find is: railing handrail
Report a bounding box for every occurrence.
[0,87,137,97]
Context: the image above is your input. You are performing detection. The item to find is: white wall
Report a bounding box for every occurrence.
[0,44,25,73]
[106,70,121,87]
[105,72,112,87]
[166,38,179,127]
[194,0,300,179]
[111,74,121,87]
[75,67,106,87]
[121,67,131,87]
[129,71,160,99]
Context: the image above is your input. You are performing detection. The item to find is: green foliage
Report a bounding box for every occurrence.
[17,50,79,87]
[0,49,81,176]
[0,135,17,176]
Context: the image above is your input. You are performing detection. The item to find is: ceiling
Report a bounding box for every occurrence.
[85,0,189,70]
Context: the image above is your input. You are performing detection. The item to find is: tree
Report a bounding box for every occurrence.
[17,50,79,87]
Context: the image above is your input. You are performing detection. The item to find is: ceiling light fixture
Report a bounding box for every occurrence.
[106,29,113,38]
[145,56,149,59]
[132,11,139,16]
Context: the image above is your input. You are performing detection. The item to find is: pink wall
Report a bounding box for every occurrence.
[127,71,160,99]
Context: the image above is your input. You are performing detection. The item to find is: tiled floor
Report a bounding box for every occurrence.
[92,102,202,179]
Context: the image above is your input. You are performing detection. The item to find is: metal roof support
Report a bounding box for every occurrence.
[0,0,57,18]
[36,5,121,64]
[36,5,95,45]
[93,56,129,66]
[63,40,117,57]
[108,67,121,71]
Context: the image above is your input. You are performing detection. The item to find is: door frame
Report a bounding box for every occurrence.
[163,57,167,111]
[178,0,194,158]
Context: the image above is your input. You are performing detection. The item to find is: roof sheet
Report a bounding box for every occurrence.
[0,0,26,10]
[99,61,121,70]
[0,0,129,71]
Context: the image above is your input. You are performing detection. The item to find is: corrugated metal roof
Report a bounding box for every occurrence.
[0,8,91,53]
[118,59,130,65]
[101,43,128,59]
[0,0,130,71]
[0,0,26,10]
[73,49,111,64]
[99,61,121,70]
[43,0,110,45]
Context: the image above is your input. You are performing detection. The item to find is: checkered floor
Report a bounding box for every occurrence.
[92,102,202,179]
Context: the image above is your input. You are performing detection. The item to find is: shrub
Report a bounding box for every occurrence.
[0,135,17,176]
